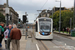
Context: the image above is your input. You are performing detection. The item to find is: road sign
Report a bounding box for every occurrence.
[18,22,20,24]
[5,7,9,14]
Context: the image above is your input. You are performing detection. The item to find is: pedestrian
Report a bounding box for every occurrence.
[63,28,64,33]
[7,24,12,50]
[10,24,21,50]
[69,28,70,35]
[4,28,9,49]
[67,28,69,33]
[0,23,4,48]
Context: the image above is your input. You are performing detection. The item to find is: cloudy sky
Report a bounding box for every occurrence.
[0,0,74,23]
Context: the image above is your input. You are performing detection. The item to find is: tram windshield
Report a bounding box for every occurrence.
[39,21,51,32]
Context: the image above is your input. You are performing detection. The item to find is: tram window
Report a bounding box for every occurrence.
[36,22,38,32]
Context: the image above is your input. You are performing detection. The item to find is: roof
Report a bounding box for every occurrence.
[54,6,64,8]
[0,5,4,8]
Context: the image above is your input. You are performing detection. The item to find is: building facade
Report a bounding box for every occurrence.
[52,7,67,12]
[38,7,67,18]
[0,3,19,24]
[38,9,50,18]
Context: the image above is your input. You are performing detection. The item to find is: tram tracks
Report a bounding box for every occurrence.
[37,39,64,50]
[37,40,49,50]
[33,29,63,50]
[33,32,62,50]
[32,29,74,50]
[32,32,47,50]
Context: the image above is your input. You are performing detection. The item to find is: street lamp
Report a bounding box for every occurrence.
[70,18,72,30]
[52,8,53,19]
[73,0,75,28]
[55,0,61,33]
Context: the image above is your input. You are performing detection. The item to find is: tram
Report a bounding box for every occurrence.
[35,17,53,40]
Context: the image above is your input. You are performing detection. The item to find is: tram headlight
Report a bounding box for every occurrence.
[39,32,41,34]
[50,32,51,34]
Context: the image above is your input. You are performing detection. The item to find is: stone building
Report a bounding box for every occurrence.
[38,7,67,18]
[0,3,19,24]
[52,7,67,12]
[38,9,49,18]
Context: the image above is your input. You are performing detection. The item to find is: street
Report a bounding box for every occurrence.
[25,28,75,50]
[0,28,75,50]
[0,0,75,50]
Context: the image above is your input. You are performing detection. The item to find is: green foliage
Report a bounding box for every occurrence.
[0,12,5,23]
[50,10,73,30]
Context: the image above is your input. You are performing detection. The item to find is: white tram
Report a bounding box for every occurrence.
[35,17,53,40]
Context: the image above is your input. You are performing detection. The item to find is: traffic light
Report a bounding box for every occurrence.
[19,19,21,22]
[10,16,12,21]
[23,15,27,23]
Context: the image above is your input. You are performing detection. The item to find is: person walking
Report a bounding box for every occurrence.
[69,28,71,35]
[7,25,12,50]
[10,24,21,50]
[0,23,4,48]
[63,28,64,33]
[4,28,9,49]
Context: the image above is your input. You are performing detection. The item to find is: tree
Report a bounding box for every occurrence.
[50,10,73,30]
[0,12,5,23]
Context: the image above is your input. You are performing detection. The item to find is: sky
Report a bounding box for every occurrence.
[0,0,74,23]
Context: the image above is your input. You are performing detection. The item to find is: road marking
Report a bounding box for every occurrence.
[36,44,40,50]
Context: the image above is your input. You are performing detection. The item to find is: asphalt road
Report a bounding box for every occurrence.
[25,28,75,50]
[16,28,75,50]
[53,33,75,49]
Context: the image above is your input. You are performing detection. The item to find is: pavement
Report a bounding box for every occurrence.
[68,37,75,40]
[54,31,75,40]
[1,36,27,50]
[0,28,33,50]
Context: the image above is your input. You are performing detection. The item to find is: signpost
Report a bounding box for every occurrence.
[5,9,9,26]
[25,23,28,40]
[5,0,9,49]
[56,0,61,33]
[23,12,28,40]
[5,0,9,26]
[73,0,75,28]
[71,0,75,37]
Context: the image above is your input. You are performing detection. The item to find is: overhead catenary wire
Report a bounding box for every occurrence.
[36,0,48,17]
[40,0,48,10]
